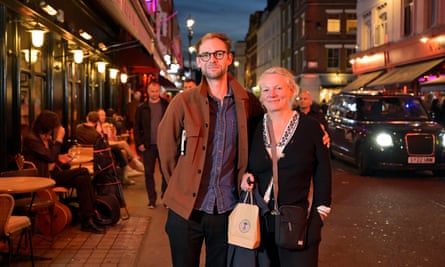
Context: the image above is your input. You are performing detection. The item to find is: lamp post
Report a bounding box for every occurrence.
[186,15,195,75]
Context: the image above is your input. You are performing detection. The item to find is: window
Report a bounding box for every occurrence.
[426,0,438,28]
[327,48,340,69]
[403,0,413,36]
[346,13,357,33]
[375,12,387,46]
[361,16,372,50]
[327,16,341,33]
[300,13,305,37]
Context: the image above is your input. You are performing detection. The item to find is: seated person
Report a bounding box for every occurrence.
[22,110,106,234]
[75,111,140,185]
[97,109,144,172]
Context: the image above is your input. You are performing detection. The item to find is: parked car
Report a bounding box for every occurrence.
[326,91,445,176]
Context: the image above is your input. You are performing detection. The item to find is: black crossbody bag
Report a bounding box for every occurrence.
[267,116,309,250]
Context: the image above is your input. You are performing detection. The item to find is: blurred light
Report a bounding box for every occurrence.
[375,133,393,147]
[79,30,92,40]
[98,42,107,51]
[72,49,83,64]
[97,62,107,73]
[109,68,119,79]
[29,25,46,47]
[22,49,40,63]
[120,73,128,84]
[40,1,58,16]
[186,15,195,30]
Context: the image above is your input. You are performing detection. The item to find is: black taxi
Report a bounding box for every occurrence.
[326,91,445,176]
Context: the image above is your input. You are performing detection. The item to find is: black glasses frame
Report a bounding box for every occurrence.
[197,50,227,62]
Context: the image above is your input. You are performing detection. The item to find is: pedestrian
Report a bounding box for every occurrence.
[134,80,169,208]
[241,67,332,267]
[23,110,107,234]
[183,78,197,91]
[430,98,442,123]
[296,90,328,131]
[157,32,264,267]
[126,91,142,131]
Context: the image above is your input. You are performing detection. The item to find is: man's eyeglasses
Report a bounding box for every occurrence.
[197,50,227,62]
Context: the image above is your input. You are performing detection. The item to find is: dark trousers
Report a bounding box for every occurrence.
[142,144,166,204]
[259,209,323,267]
[166,209,229,267]
[51,167,96,222]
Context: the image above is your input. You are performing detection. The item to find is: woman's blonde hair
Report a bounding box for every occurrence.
[258,67,299,104]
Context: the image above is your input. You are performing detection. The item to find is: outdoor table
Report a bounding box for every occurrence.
[0,176,55,262]
[70,155,94,166]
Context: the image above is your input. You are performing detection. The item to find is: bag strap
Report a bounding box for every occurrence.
[266,116,280,213]
[267,114,312,217]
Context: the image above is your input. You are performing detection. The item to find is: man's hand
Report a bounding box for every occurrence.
[320,124,330,148]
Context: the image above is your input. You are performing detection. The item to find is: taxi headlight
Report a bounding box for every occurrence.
[375,133,393,147]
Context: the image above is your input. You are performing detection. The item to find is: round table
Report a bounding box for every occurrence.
[0,176,55,194]
[71,155,94,166]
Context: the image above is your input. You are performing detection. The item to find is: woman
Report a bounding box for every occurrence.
[23,110,106,234]
[241,67,332,266]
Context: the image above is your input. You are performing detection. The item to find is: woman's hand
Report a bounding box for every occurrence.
[241,173,255,192]
[138,144,146,152]
[58,153,72,164]
[54,126,66,143]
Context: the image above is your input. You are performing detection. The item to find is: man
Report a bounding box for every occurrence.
[183,78,197,91]
[157,32,263,267]
[76,111,141,185]
[134,80,169,209]
[297,90,329,132]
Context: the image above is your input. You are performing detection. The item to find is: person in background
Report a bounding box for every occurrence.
[105,108,125,135]
[183,78,197,91]
[430,98,442,123]
[295,90,328,131]
[134,80,169,209]
[126,91,142,132]
[241,67,332,267]
[98,109,144,172]
[23,110,106,234]
[75,111,140,185]
[157,32,264,267]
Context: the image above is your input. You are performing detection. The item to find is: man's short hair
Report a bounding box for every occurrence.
[87,111,99,123]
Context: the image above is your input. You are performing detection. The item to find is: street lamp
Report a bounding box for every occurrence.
[186,15,195,74]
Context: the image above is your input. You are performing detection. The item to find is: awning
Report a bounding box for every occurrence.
[128,66,176,89]
[95,0,167,73]
[367,59,444,88]
[113,46,159,71]
[343,71,383,91]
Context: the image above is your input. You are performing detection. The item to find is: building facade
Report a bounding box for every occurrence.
[347,0,445,104]
[244,0,357,103]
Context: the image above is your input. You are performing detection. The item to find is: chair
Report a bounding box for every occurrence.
[0,193,34,266]
[0,159,56,239]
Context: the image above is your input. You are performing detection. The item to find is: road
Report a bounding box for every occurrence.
[319,159,445,267]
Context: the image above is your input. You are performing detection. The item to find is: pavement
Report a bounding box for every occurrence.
[5,167,172,267]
